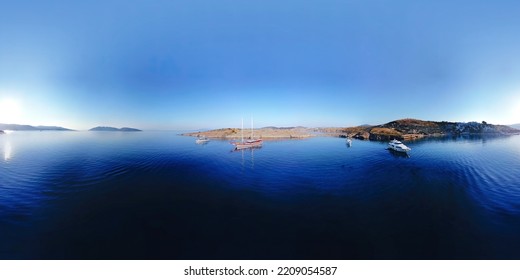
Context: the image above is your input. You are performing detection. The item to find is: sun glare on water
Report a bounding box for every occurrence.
[4,142,12,161]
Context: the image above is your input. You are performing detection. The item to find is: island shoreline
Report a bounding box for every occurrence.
[182,118,520,141]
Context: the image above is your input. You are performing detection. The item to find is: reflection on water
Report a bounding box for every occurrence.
[236,146,260,170]
[3,142,11,161]
[387,148,410,158]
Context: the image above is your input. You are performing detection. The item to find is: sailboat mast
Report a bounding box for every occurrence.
[241,117,244,142]
[251,116,254,140]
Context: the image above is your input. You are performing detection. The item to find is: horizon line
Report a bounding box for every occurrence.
[1,118,520,132]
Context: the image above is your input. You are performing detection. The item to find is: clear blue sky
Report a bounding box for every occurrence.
[1,0,520,130]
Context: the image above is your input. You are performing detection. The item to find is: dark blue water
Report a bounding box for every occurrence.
[1,131,520,259]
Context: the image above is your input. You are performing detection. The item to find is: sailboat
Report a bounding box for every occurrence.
[232,117,263,150]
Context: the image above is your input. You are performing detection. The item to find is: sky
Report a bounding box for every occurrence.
[1,0,520,130]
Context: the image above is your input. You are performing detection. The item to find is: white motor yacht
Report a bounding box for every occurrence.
[388,139,411,153]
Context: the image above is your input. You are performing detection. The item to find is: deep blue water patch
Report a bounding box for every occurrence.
[1,132,520,259]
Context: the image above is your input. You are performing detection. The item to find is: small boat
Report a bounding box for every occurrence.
[232,117,263,150]
[388,139,411,153]
[195,136,210,144]
[346,138,352,147]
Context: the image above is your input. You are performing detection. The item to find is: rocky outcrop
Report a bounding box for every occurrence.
[368,127,402,141]
[448,121,518,135]
[342,119,520,141]
[353,131,370,140]
[334,126,371,139]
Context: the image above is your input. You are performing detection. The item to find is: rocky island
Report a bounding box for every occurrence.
[89,126,141,132]
[336,119,520,141]
[185,119,520,141]
[183,126,314,139]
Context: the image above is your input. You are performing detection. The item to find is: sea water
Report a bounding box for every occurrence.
[1,131,520,259]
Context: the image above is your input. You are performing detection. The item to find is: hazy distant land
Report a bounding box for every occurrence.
[1,120,518,138]
[89,126,142,132]
[184,119,520,141]
[0,123,141,132]
[0,123,73,131]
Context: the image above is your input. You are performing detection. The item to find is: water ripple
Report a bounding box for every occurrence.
[2,132,520,258]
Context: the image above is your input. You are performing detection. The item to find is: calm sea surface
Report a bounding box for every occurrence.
[1,131,520,259]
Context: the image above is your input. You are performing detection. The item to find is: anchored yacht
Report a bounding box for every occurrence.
[232,117,263,150]
[388,139,411,153]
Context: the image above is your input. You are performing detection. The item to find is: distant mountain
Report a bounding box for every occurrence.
[0,123,73,131]
[120,127,141,131]
[35,125,73,131]
[510,124,520,129]
[89,126,141,132]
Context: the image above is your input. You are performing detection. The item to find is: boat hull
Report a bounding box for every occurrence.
[388,146,410,153]
[233,139,263,150]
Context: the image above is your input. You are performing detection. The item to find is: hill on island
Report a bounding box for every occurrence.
[183,119,520,140]
[0,123,73,131]
[89,126,141,132]
[510,124,520,130]
[339,119,520,141]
